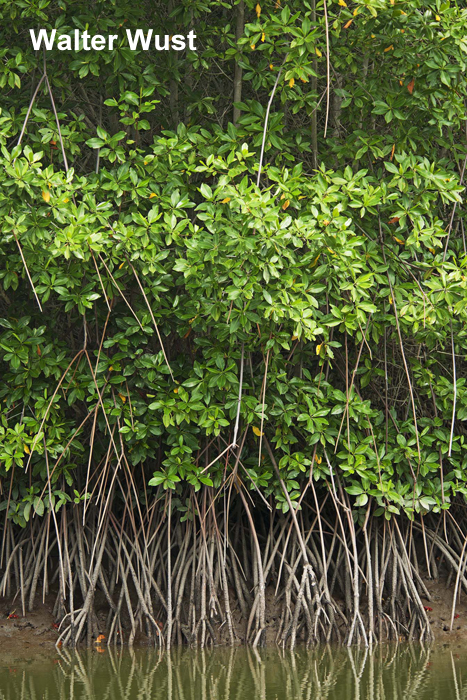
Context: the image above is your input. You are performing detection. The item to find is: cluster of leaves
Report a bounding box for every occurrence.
[0,0,466,526]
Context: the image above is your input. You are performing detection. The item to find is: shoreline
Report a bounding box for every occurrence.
[2,574,467,653]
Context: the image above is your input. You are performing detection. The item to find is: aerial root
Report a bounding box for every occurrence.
[0,493,465,647]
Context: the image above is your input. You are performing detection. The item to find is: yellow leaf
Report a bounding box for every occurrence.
[344,19,353,28]
[109,366,114,372]
[353,7,359,15]
[289,78,295,88]
[63,198,69,203]
[261,32,265,42]
[315,47,322,57]
[173,387,179,393]
[311,254,320,267]
[291,335,298,341]
[24,444,30,454]
[149,193,157,198]
[269,63,274,70]
[252,426,264,437]
[394,237,405,245]
[389,0,394,4]
[255,3,261,18]
[316,343,323,356]
[251,44,255,50]
[221,197,231,203]
[42,190,50,203]
[389,297,393,305]
[435,14,440,21]
[429,248,435,254]
[338,0,347,6]
[282,199,290,210]
[384,45,394,52]
[118,262,125,269]
[315,454,322,464]
[118,393,126,403]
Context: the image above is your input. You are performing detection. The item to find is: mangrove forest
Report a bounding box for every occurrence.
[0,0,466,650]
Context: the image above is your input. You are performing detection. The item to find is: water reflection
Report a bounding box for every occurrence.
[0,644,465,699]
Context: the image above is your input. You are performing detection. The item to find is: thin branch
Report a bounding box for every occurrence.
[232,343,244,447]
[443,152,467,261]
[201,345,245,474]
[257,54,288,188]
[44,74,69,172]
[98,254,144,330]
[12,229,42,312]
[16,75,45,148]
[323,0,331,138]
[126,259,174,382]
[448,320,457,458]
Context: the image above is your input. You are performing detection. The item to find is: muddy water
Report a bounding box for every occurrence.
[0,644,465,699]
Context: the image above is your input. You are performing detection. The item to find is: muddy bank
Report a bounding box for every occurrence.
[0,598,59,653]
[2,575,467,653]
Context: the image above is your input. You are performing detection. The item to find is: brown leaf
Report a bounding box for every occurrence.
[388,217,400,225]
[407,78,415,94]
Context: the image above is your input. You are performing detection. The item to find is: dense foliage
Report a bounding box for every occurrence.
[0,0,466,527]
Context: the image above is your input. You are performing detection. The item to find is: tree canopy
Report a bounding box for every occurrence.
[0,0,466,526]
